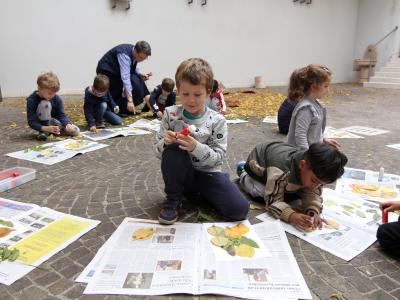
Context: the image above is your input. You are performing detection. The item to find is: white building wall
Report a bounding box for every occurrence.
[0,0,362,97]
[354,0,400,72]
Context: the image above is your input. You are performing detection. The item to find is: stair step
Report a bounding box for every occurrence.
[363,82,400,89]
[381,67,400,72]
[374,72,400,78]
[369,76,400,83]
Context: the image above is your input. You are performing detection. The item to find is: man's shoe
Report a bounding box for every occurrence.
[37,132,49,141]
[236,160,246,177]
[158,200,182,225]
[95,120,106,128]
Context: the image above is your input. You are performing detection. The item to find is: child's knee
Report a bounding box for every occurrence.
[225,198,249,221]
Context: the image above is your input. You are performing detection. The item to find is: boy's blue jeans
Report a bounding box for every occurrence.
[161,144,249,221]
[94,102,122,125]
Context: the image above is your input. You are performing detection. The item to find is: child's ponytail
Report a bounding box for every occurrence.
[287,64,332,101]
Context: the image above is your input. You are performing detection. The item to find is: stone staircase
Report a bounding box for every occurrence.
[364,56,400,88]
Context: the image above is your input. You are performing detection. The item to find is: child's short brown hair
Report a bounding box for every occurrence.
[93,74,110,92]
[37,72,60,92]
[161,78,175,93]
[175,58,214,92]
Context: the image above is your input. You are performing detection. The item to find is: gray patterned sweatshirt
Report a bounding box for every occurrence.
[155,105,227,172]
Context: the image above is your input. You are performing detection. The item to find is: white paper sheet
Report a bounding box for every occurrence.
[339,126,389,136]
[0,198,100,285]
[81,127,151,141]
[82,218,310,299]
[323,126,363,139]
[6,139,108,165]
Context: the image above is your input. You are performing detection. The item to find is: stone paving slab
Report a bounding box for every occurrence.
[0,84,399,299]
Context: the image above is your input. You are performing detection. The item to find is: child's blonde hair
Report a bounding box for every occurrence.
[37,72,60,92]
[288,64,332,100]
[93,74,110,93]
[175,58,214,92]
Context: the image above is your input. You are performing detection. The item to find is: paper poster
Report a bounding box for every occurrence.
[262,116,278,124]
[5,139,108,165]
[323,126,363,139]
[386,144,400,151]
[129,119,161,132]
[226,119,248,124]
[81,127,151,141]
[335,167,400,203]
[340,126,389,136]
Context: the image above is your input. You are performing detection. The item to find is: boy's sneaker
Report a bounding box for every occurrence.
[158,200,182,225]
[236,160,246,177]
[95,120,106,128]
[37,132,49,141]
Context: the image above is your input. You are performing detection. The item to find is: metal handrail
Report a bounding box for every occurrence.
[375,26,398,46]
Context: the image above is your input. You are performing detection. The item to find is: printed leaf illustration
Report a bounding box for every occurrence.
[0,227,14,238]
[356,210,366,218]
[240,236,259,248]
[208,223,258,258]
[236,244,255,258]
[0,219,13,227]
[211,236,230,247]
[207,225,225,237]
[132,228,154,240]
[372,213,381,221]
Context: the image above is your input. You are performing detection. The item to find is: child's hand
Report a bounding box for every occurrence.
[289,212,313,231]
[141,72,152,81]
[65,124,75,133]
[311,214,325,229]
[380,201,400,213]
[324,138,341,150]
[164,130,177,145]
[177,133,197,152]
[114,106,120,114]
[127,102,135,114]
[43,125,60,135]
[156,111,163,119]
[89,126,97,132]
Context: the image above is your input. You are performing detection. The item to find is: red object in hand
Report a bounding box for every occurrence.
[382,210,388,224]
[11,172,20,177]
[180,128,190,136]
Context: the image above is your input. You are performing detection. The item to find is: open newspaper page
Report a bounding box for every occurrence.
[256,188,387,261]
[81,127,151,141]
[0,199,99,285]
[5,139,108,165]
[335,167,400,203]
[84,218,201,296]
[198,220,312,300]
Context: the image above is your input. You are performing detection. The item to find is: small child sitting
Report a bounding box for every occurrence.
[237,142,347,230]
[206,80,226,115]
[277,69,302,134]
[27,72,80,140]
[143,78,176,119]
[155,58,249,225]
[84,74,123,131]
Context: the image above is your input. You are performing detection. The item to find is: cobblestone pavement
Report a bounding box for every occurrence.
[0,84,400,300]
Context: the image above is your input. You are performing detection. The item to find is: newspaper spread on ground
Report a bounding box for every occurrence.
[256,188,397,261]
[262,116,278,124]
[81,127,151,141]
[0,197,100,285]
[226,119,248,124]
[335,167,400,203]
[129,119,161,132]
[82,218,311,300]
[6,139,108,165]
[386,143,400,151]
[323,126,363,139]
[339,126,389,136]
